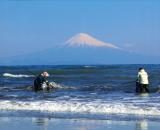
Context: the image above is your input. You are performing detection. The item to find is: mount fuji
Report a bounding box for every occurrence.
[0,33,157,65]
[65,33,120,49]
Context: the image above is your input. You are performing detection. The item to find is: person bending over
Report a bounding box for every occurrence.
[33,71,53,92]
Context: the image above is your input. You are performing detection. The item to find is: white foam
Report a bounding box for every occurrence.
[50,82,76,89]
[0,100,160,116]
[3,73,35,78]
[84,66,96,68]
[50,82,63,89]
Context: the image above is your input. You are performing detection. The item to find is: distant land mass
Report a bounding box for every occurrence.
[0,33,159,65]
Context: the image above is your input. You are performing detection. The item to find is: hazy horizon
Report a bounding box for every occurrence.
[0,0,160,65]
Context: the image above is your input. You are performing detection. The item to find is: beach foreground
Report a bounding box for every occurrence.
[0,116,159,130]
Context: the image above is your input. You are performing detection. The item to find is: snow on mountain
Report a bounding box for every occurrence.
[1,33,157,65]
[65,33,120,49]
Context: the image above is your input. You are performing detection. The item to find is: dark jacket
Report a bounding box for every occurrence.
[34,75,49,91]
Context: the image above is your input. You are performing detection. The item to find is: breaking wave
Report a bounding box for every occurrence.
[2,73,35,78]
[0,100,160,117]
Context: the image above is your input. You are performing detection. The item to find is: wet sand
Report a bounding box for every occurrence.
[0,117,159,130]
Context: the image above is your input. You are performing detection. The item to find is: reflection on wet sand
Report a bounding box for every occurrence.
[32,118,49,130]
[135,120,148,130]
[32,118,49,125]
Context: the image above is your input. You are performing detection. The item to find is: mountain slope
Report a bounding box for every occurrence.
[0,46,158,65]
[0,33,159,65]
[65,33,120,49]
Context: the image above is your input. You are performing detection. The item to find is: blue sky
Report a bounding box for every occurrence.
[0,0,160,61]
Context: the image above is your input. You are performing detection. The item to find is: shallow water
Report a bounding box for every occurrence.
[0,117,160,130]
[0,65,160,121]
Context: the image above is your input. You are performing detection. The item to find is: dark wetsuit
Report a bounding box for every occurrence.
[136,82,149,93]
[34,75,49,92]
[139,84,149,93]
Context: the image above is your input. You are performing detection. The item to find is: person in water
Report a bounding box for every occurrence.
[33,71,54,92]
[136,68,149,93]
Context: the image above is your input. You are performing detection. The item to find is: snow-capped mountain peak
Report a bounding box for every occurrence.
[65,33,120,49]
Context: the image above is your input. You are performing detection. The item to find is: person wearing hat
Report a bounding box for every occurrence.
[136,68,149,93]
[33,71,53,92]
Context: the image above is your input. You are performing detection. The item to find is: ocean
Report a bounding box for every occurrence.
[0,65,160,123]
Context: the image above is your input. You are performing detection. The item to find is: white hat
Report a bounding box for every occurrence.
[42,71,49,77]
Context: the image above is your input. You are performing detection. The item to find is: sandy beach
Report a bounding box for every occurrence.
[0,116,159,130]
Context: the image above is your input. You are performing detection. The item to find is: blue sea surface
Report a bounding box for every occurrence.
[0,65,160,121]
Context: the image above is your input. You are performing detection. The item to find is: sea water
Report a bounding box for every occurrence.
[0,65,160,121]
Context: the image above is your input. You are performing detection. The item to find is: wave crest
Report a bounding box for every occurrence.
[3,73,35,78]
[0,100,160,116]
